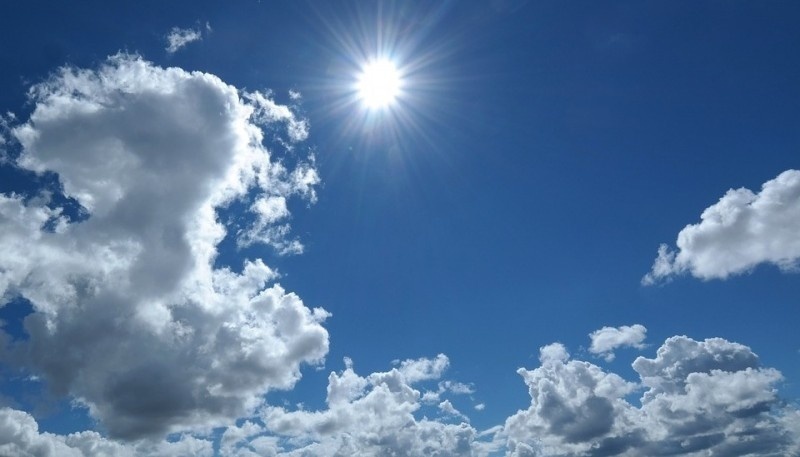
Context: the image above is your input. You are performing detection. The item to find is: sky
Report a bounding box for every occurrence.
[0,1,799,456]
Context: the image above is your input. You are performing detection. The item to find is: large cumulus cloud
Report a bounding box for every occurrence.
[643,169,800,284]
[0,54,327,439]
[504,333,800,456]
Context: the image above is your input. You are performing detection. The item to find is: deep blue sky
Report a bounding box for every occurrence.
[1,0,799,453]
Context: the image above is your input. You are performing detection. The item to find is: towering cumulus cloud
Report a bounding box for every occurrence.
[0,55,327,439]
[643,169,800,284]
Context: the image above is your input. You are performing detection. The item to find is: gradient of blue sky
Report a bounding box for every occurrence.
[1,1,799,456]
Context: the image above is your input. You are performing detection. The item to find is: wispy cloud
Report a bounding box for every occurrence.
[165,26,204,54]
[644,169,800,285]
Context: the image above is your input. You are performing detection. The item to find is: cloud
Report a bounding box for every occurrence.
[396,353,450,383]
[2,332,799,456]
[504,335,800,456]
[0,407,214,457]
[643,169,800,284]
[166,26,204,54]
[504,343,638,455]
[249,356,500,456]
[589,324,647,361]
[439,399,469,422]
[0,54,327,439]
[419,379,475,405]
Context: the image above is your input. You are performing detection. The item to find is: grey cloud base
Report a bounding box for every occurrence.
[2,334,798,456]
[504,336,799,457]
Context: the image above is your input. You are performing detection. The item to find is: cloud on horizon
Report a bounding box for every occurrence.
[255,355,497,456]
[0,407,214,457]
[643,169,800,285]
[504,335,799,456]
[2,332,798,456]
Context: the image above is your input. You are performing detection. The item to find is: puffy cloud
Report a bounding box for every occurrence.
[0,55,327,439]
[0,407,213,457]
[439,399,469,421]
[589,324,647,361]
[396,353,451,383]
[643,169,800,284]
[247,356,500,456]
[2,333,799,456]
[504,344,639,456]
[166,27,203,54]
[504,335,799,456]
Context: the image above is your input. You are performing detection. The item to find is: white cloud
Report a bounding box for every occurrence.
[539,342,570,363]
[0,54,326,439]
[643,169,800,284]
[504,335,800,456]
[250,356,500,456]
[589,324,647,361]
[396,353,450,383]
[441,380,476,395]
[166,27,203,54]
[421,379,475,405]
[245,91,310,143]
[439,399,469,421]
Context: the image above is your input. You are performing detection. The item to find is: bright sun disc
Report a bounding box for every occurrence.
[357,60,401,109]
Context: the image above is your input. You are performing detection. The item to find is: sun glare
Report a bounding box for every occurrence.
[357,60,401,109]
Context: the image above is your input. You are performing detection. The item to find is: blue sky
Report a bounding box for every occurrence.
[1,1,799,456]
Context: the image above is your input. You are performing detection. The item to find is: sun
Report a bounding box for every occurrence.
[357,59,402,109]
